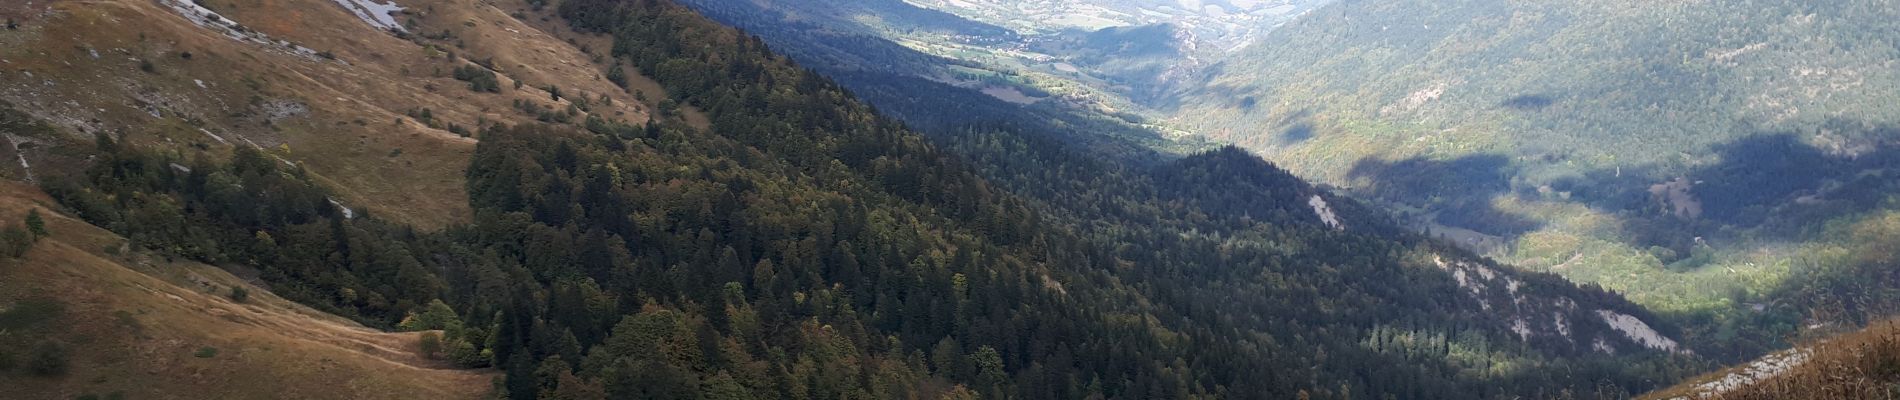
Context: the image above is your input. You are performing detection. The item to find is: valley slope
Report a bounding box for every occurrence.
[1170,0,1900,361]
[2,0,1711,398]
[0,182,491,399]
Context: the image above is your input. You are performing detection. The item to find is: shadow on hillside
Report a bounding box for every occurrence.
[1500,94,1558,111]
[1281,123,1315,145]
[1347,154,1544,237]
[1550,126,1900,261]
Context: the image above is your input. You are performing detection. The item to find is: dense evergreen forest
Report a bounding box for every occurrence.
[25,0,1716,398]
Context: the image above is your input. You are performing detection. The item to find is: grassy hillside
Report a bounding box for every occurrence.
[1170,0,1900,361]
[0,0,679,229]
[0,182,491,399]
[1643,319,1900,399]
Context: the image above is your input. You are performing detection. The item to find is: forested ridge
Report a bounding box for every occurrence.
[21,0,1709,398]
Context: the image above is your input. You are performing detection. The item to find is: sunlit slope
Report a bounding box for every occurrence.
[1643,320,1900,399]
[0,182,491,399]
[0,0,678,229]
[1169,0,1900,361]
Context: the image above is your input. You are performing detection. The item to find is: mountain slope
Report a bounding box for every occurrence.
[1170,0,1900,361]
[0,182,491,399]
[1177,0,1900,176]
[6,0,1703,398]
[594,0,1710,397]
[1642,320,1900,399]
[0,0,671,229]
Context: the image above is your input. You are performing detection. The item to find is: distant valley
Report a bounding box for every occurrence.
[5,0,1900,398]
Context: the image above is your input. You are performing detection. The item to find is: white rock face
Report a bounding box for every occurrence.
[1596,310,1683,353]
[159,0,325,59]
[1307,194,1343,230]
[1689,349,1810,397]
[330,198,356,219]
[332,0,407,32]
[5,133,34,183]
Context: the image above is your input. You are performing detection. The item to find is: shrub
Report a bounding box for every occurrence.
[23,209,44,237]
[229,286,250,303]
[194,347,218,358]
[446,338,488,367]
[418,331,442,359]
[27,341,68,376]
[452,65,501,93]
[1,224,32,258]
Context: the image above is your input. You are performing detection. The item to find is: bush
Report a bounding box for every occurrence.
[229,286,250,303]
[418,331,442,359]
[24,208,45,237]
[453,65,501,93]
[1,224,32,258]
[28,341,68,376]
[446,338,488,368]
[194,346,218,358]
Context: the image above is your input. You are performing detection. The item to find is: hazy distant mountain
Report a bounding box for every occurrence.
[906,0,1333,51]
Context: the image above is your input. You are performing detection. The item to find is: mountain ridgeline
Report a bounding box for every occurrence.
[8,0,1712,399]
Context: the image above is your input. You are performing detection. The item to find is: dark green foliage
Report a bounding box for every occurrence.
[603,64,627,88]
[0,297,63,330]
[452,64,502,93]
[42,142,445,325]
[512,99,572,123]
[194,347,219,358]
[28,341,68,376]
[25,208,46,237]
[0,224,31,258]
[418,331,443,359]
[34,1,1705,398]
[229,286,249,303]
[138,59,155,74]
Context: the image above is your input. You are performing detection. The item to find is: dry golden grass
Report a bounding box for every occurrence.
[1645,320,1900,400]
[0,182,493,399]
[1707,321,1900,399]
[0,0,680,229]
